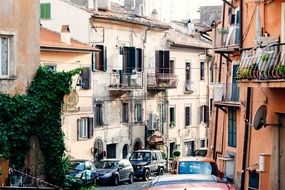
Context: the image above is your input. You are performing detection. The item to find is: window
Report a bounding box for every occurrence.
[79,68,91,89]
[228,108,237,147]
[156,50,170,74]
[199,105,209,123]
[40,3,51,19]
[200,62,205,80]
[185,106,191,127]
[210,62,214,83]
[122,47,143,73]
[77,117,93,140]
[134,103,142,123]
[92,45,107,71]
[122,103,129,123]
[45,65,56,72]
[0,36,9,77]
[95,104,103,126]
[169,107,175,125]
[185,62,191,81]
[184,141,195,156]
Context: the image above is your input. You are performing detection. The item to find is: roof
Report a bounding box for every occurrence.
[148,182,230,190]
[174,156,216,163]
[91,2,171,29]
[40,27,98,53]
[166,30,211,49]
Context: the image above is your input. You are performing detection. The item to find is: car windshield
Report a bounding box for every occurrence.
[70,162,85,171]
[95,161,118,169]
[178,161,215,175]
[130,152,151,161]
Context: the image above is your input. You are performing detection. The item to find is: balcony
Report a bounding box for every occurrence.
[214,25,240,53]
[237,43,285,88]
[147,73,178,90]
[185,81,195,94]
[109,73,143,90]
[213,83,240,108]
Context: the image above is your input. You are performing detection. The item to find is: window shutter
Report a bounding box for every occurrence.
[199,106,203,123]
[185,107,190,126]
[163,51,170,73]
[136,48,143,72]
[80,68,90,89]
[77,119,80,141]
[46,3,51,19]
[88,117,94,139]
[189,106,192,125]
[91,46,97,72]
[103,103,110,125]
[103,46,107,72]
[205,105,209,123]
[40,4,45,19]
[155,50,164,73]
[127,47,136,73]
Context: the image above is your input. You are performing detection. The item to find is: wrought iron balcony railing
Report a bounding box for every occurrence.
[237,43,285,81]
[109,73,143,89]
[213,83,239,102]
[147,73,178,89]
[215,25,240,49]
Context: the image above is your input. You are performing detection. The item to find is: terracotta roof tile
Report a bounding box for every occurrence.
[40,27,98,52]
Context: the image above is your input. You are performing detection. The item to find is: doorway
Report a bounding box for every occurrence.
[107,144,116,158]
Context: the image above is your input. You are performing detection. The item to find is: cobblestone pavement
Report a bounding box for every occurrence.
[95,176,155,190]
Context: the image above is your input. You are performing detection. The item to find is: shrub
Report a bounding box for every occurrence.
[173,150,181,157]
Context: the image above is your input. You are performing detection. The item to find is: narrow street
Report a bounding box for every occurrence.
[96,177,155,190]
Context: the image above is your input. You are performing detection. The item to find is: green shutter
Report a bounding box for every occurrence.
[103,46,107,72]
[40,3,51,19]
[127,47,136,73]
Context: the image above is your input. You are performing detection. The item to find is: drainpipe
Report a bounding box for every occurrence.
[212,0,226,160]
[241,87,251,190]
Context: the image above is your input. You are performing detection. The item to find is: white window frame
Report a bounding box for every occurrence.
[79,118,88,138]
[0,35,10,78]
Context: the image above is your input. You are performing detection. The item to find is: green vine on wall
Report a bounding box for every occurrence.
[0,66,81,187]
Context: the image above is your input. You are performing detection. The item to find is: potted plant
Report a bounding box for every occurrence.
[238,67,250,79]
[173,150,181,158]
[276,64,285,77]
[169,121,175,128]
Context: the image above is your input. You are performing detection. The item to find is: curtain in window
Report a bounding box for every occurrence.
[1,37,8,75]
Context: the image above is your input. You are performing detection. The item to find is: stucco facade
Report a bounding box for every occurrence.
[0,0,40,94]
[210,0,285,189]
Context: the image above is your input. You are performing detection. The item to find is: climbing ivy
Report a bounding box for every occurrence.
[0,66,81,187]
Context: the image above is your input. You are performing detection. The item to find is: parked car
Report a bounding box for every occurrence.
[193,148,208,157]
[147,174,232,190]
[169,157,221,178]
[95,159,134,186]
[68,159,97,185]
[129,150,165,181]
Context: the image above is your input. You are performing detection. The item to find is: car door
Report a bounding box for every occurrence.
[150,152,158,172]
[118,160,127,180]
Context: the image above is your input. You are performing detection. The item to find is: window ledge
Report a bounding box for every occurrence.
[0,76,16,80]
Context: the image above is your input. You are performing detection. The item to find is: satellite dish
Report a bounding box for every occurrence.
[253,105,267,130]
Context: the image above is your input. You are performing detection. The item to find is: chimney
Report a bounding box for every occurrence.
[88,0,98,11]
[151,9,158,20]
[61,25,71,45]
[98,0,111,10]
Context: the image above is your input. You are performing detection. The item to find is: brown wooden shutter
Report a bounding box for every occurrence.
[88,117,93,139]
[163,50,170,74]
[77,119,80,141]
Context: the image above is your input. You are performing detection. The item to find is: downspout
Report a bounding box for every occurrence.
[213,0,226,160]
[241,87,251,190]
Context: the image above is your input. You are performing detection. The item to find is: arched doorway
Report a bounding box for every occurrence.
[133,138,143,151]
[93,139,103,162]
[122,144,129,159]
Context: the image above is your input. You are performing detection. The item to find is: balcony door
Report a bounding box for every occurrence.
[231,64,240,101]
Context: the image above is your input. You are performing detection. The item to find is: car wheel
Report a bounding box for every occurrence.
[113,175,119,186]
[157,167,164,176]
[128,173,133,184]
[142,169,150,181]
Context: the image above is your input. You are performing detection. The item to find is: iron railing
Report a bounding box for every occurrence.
[147,73,178,89]
[109,73,143,89]
[237,42,285,80]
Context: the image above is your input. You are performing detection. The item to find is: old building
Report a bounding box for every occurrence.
[210,0,285,189]
[40,26,98,160]
[0,0,40,94]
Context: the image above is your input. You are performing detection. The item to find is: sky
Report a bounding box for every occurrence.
[112,0,222,22]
